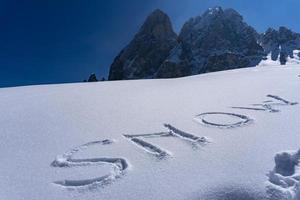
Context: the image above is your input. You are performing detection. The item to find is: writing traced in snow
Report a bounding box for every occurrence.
[51,125,208,189]
[51,140,128,188]
[232,94,298,113]
[123,124,208,158]
[194,95,298,129]
[124,132,171,158]
[51,94,297,190]
[194,112,253,129]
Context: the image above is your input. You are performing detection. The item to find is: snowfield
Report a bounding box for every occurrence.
[1,65,300,200]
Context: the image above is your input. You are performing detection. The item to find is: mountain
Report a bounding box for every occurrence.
[259,26,300,65]
[108,7,300,80]
[108,9,178,80]
[2,65,300,200]
[157,7,264,78]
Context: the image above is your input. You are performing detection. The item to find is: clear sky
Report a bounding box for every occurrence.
[1,0,300,87]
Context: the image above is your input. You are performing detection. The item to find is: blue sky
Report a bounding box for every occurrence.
[1,0,300,87]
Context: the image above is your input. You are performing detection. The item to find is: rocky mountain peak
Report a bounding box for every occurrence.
[278,26,298,43]
[202,6,223,17]
[156,7,263,78]
[261,26,299,46]
[108,9,177,80]
[138,9,177,40]
[260,26,300,64]
[178,7,260,53]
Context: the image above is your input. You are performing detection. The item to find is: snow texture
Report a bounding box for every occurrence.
[1,65,300,200]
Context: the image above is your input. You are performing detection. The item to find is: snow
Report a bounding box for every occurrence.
[208,7,221,15]
[267,149,300,200]
[258,52,281,66]
[1,65,300,200]
[258,49,300,67]
[286,50,300,65]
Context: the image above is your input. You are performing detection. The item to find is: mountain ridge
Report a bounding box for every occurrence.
[108,7,300,80]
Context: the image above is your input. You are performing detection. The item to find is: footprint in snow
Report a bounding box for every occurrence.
[266,149,300,200]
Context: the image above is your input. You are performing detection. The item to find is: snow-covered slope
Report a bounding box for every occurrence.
[1,66,300,200]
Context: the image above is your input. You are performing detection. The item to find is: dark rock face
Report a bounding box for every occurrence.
[87,73,98,82]
[157,7,264,78]
[108,9,178,80]
[204,53,250,72]
[260,27,300,64]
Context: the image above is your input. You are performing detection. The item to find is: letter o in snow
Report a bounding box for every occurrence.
[194,112,253,128]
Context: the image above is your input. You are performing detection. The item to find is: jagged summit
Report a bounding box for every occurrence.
[149,8,165,15]
[203,6,223,16]
[146,8,167,19]
[156,7,263,78]
[178,7,259,52]
[262,26,299,45]
[138,9,176,40]
[108,9,177,80]
[202,6,242,21]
